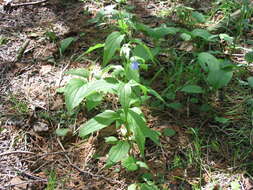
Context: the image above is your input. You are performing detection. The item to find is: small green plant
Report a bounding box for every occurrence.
[45,170,57,190]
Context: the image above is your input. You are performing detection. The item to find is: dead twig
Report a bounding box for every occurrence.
[56,138,123,185]
[4,0,48,13]
[0,151,35,157]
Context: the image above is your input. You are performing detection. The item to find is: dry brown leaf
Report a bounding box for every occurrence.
[40,65,52,76]
[8,177,27,190]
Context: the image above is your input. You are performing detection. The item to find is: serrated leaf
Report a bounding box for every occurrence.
[122,156,138,171]
[245,51,253,63]
[60,37,76,55]
[79,110,119,137]
[198,52,220,72]
[247,77,253,88]
[106,141,130,166]
[55,128,70,137]
[207,69,233,89]
[103,31,125,66]
[180,85,203,94]
[65,68,90,78]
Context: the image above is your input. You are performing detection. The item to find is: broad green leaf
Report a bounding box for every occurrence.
[86,92,103,111]
[106,141,130,166]
[64,78,87,111]
[198,52,220,72]
[60,37,76,55]
[55,128,70,137]
[247,77,253,88]
[207,69,233,89]
[79,110,119,137]
[191,11,206,23]
[119,82,132,110]
[103,31,125,66]
[104,136,118,144]
[133,45,151,61]
[65,68,90,78]
[122,156,138,171]
[84,43,104,54]
[128,108,160,156]
[231,180,240,190]
[245,51,253,63]
[136,161,149,169]
[148,26,179,39]
[163,128,176,137]
[192,29,215,41]
[180,85,204,94]
[65,78,119,111]
[140,183,159,190]
[167,102,183,110]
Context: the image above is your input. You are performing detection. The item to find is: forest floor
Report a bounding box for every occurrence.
[0,0,253,189]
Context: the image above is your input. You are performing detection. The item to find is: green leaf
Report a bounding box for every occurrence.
[163,128,176,137]
[180,33,192,41]
[119,82,132,110]
[85,43,104,54]
[215,116,230,124]
[167,102,183,110]
[247,77,253,88]
[140,183,159,190]
[180,85,204,94]
[245,51,253,63]
[148,26,179,39]
[75,43,104,61]
[55,128,70,137]
[64,78,87,111]
[65,78,119,112]
[65,68,90,78]
[59,37,76,55]
[207,69,233,89]
[136,161,149,169]
[103,31,125,66]
[104,136,118,144]
[231,180,240,190]
[219,33,234,44]
[132,45,152,62]
[86,92,103,111]
[198,52,220,72]
[125,63,140,82]
[79,110,119,137]
[122,156,138,171]
[191,11,206,23]
[128,108,160,156]
[106,141,130,166]
[192,29,216,41]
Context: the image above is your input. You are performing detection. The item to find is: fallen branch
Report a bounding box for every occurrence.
[0,151,35,157]
[4,0,48,13]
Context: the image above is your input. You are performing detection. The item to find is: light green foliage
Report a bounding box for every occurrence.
[198,52,233,89]
[245,51,253,63]
[103,31,125,66]
[180,85,204,94]
[59,37,76,56]
[45,170,57,190]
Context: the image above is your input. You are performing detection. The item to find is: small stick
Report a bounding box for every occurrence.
[4,0,48,11]
[16,40,30,62]
[0,151,35,157]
